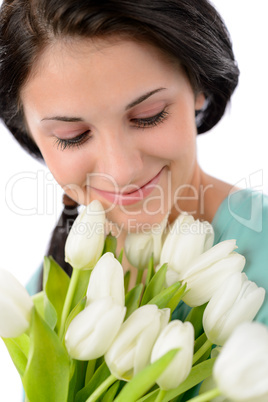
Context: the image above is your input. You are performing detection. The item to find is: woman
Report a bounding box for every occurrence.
[0,0,267,318]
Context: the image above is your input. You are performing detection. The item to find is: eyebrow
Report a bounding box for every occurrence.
[125,87,167,110]
[41,116,84,122]
[41,87,167,122]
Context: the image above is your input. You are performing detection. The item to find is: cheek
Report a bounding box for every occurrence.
[149,117,196,161]
[40,144,91,189]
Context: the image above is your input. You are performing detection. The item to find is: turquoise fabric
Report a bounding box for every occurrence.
[26,264,42,296]
[212,189,268,325]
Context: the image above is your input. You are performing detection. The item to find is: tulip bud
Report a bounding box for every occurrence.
[181,240,246,306]
[0,269,33,338]
[213,322,268,401]
[151,320,194,390]
[203,272,265,345]
[86,252,125,306]
[160,214,214,277]
[65,200,105,270]
[105,305,170,381]
[165,268,181,287]
[65,297,126,360]
[124,214,168,270]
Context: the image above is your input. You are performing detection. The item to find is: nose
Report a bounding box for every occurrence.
[93,132,143,191]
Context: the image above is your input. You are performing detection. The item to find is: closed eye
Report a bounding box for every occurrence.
[54,131,91,151]
[131,109,169,129]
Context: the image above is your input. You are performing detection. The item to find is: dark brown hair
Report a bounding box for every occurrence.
[0,0,239,280]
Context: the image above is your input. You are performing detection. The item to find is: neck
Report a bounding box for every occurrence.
[168,164,210,223]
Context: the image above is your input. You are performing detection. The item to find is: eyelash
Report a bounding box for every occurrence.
[54,109,169,151]
[54,131,91,151]
[131,109,169,129]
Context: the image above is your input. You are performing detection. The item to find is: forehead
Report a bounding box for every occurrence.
[21,38,187,114]
[24,36,181,86]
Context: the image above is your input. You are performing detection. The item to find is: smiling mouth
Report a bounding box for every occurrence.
[88,168,164,206]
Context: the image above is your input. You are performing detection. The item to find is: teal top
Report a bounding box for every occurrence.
[212,188,268,324]
[172,189,268,325]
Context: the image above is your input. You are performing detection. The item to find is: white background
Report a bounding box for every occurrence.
[1,1,268,400]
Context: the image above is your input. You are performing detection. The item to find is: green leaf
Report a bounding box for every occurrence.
[163,358,216,401]
[102,381,120,402]
[71,269,91,310]
[75,362,111,402]
[166,283,188,313]
[43,256,70,331]
[147,281,183,309]
[117,249,124,264]
[137,358,216,402]
[145,254,155,287]
[194,332,208,354]
[124,270,131,294]
[103,233,117,256]
[185,303,207,339]
[44,296,58,330]
[85,359,97,385]
[32,291,45,319]
[141,263,167,306]
[22,309,70,402]
[2,333,30,377]
[114,349,178,402]
[64,297,87,338]
[68,360,88,402]
[137,392,159,402]
[125,284,143,319]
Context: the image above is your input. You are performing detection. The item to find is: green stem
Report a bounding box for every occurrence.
[187,387,221,402]
[59,268,81,340]
[155,389,167,402]
[136,268,144,285]
[192,339,213,365]
[85,374,117,402]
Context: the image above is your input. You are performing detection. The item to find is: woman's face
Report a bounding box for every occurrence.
[21,39,204,233]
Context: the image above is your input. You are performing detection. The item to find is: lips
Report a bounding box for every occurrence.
[89,168,164,206]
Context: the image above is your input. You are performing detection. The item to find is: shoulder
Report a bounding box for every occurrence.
[212,189,268,244]
[212,188,268,325]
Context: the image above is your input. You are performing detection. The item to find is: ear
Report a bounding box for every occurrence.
[195,92,206,111]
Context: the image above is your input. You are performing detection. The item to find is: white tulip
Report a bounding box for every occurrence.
[181,240,245,306]
[65,297,126,360]
[165,268,181,287]
[160,214,214,277]
[105,305,170,381]
[0,269,33,338]
[151,320,194,390]
[86,252,125,306]
[203,272,265,345]
[65,200,105,270]
[213,322,268,402]
[124,214,168,270]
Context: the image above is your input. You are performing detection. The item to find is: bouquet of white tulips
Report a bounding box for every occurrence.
[0,200,267,402]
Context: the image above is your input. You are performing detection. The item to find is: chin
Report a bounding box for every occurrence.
[105,203,169,235]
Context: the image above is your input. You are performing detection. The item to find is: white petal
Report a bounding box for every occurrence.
[183,253,245,306]
[65,297,125,360]
[213,322,268,400]
[86,252,125,306]
[0,269,33,338]
[184,239,237,277]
